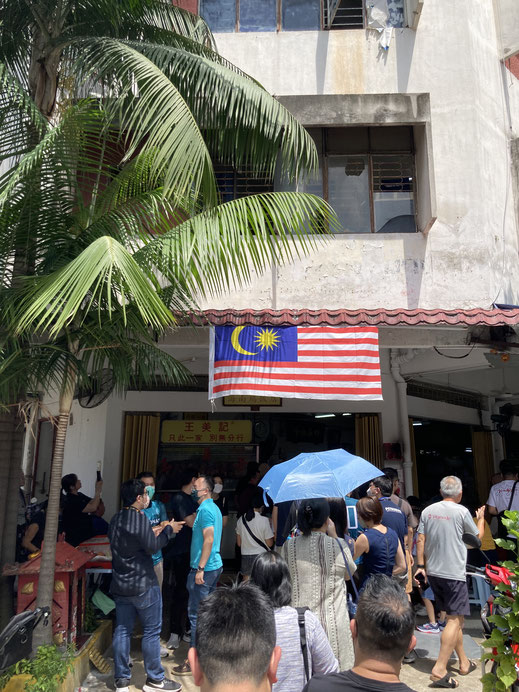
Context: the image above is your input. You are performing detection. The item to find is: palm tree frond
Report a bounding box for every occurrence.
[15,236,175,337]
[141,191,336,298]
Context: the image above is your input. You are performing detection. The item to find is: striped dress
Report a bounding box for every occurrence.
[281,531,355,670]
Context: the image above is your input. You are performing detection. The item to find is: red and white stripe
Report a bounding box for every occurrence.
[209,326,382,401]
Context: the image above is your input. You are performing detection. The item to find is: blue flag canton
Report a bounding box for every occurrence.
[214,326,298,362]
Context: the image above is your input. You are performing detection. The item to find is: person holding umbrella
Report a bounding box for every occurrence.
[281,498,356,670]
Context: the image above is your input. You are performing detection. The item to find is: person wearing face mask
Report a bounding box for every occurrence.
[137,470,169,590]
[166,468,199,651]
[211,474,228,528]
[108,478,184,692]
[173,475,223,676]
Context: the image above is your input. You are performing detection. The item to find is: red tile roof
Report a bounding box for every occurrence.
[191,308,519,327]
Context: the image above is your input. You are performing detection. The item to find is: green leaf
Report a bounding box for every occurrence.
[489,614,509,629]
[15,237,175,336]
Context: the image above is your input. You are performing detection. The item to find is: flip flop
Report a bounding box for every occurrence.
[459,659,478,675]
[430,674,459,688]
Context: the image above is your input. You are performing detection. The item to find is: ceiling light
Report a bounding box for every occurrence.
[412,421,422,426]
[315,413,335,418]
[342,413,352,416]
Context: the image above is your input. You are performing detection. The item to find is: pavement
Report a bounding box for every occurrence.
[81,610,487,692]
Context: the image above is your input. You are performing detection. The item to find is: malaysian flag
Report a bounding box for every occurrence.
[208,325,382,401]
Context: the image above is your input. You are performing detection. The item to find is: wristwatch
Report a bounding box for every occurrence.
[417,564,425,568]
[197,565,205,571]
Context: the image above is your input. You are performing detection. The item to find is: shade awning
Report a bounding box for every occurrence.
[191,308,519,327]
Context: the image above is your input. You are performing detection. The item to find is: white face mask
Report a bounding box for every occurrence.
[213,483,223,494]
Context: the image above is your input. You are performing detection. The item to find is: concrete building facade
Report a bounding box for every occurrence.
[32,0,519,533]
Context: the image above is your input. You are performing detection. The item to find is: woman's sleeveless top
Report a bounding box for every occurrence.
[361,527,399,585]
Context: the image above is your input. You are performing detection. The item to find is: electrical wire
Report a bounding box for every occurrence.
[433,345,476,359]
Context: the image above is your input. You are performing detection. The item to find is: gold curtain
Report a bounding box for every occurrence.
[408,418,419,497]
[122,414,161,482]
[355,414,383,468]
[472,430,494,505]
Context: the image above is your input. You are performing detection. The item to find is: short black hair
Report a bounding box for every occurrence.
[244,487,267,521]
[500,459,517,477]
[198,475,215,493]
[196,583,276,686]
[121,479,146,506]
[355,574,414,663]
[250,552,292,608]
[297,498,330,536]
[381,467,398,483]
[372,475,393,497]
[179,468,197,487]
[137,470,154,481]
[61,473,77,494]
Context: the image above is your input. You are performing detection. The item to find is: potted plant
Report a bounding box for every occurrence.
[482,510,519,691]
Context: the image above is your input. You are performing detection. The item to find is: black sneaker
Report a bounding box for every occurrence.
[115,679,131,692]
[143,678,182,692]
[403,650,417,664]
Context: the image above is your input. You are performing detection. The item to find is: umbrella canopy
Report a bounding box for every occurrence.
[259,448,381,503]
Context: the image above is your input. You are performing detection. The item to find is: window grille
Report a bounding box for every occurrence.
[407,380,486,411]
[215,165,273,202]
[324,0,364,29]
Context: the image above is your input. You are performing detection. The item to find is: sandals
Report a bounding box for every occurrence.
[459,659,478,676]
[430,674,459,688]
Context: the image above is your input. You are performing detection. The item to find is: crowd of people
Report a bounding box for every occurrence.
[15,457,518,691]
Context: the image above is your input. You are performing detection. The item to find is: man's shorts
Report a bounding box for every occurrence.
[427,575,470,616]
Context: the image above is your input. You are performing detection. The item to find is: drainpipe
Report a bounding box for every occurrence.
[390,349,415,496]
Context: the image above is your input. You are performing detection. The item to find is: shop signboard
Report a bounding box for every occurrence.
[161,419,252,444]
[223,395,282,406]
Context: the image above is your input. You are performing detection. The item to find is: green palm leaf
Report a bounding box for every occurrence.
[141,191,336,298]
[15,236,175,336]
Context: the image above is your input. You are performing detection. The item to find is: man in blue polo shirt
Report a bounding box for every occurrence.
[173,475,222,676]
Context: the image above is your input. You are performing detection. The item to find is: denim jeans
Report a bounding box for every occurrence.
[187,567,222,647]
[113,585,163,682]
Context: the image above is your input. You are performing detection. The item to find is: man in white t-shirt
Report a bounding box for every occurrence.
[236,488,274,579]
[487,459,519,517]
[415,476,485,688]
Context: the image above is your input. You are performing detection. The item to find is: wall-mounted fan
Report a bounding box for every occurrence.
[78,368,115,408]
[491,403,514,438]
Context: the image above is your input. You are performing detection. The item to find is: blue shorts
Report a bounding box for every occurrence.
[423,585,435,601]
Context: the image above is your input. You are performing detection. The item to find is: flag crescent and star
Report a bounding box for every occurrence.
[209,325,383,401]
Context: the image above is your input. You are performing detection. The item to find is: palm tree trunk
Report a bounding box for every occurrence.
[32,359,77,650]
[0,413,16,560]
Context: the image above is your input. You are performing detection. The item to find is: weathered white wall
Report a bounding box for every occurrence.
[494,0,519,59]
[41,397,109,500]
[200,0,519,310]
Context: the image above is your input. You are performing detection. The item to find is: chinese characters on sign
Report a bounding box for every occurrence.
[223,396,282,406]
[161,420,252,444]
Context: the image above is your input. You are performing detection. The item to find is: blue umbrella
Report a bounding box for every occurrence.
[259,448,381,503]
